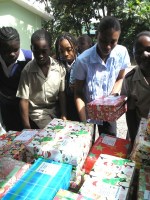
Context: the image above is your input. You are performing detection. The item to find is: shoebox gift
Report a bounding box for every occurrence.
[53,189,93,200]
[0,131,21,152]
[83,133,130,174]
[87,95,126,121]
[2,158,72,200]
[0,157,30,198]
[69,166,85,191]
[130,118,150,168]
[26,118,93,168]
[80,154,135,199]
[0,130,39,162]
[137,166,150,200]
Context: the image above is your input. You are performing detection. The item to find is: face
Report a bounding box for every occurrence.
[31,39,50,66]
[59,39,76,64]
[134,35,150,72]
[78,40,91,54]
[0,40,20,66]
[97,29,120,58]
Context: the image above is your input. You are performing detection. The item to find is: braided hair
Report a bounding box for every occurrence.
[55,32,78,62]
[0,27,20,42]
[31,29,52,47]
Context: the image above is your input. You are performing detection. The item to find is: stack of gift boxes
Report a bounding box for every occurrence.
[129,113,150,200]
[1,95,149,199]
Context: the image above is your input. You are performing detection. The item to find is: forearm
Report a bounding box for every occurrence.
[111,78,123,94]
[59,91,67,120]
[75,96,86,122]
[19,99,31,129]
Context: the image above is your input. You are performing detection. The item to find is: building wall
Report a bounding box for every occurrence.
[0,0,43,49]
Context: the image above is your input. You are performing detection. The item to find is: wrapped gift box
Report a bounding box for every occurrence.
[83,134,130,174]
[2,158,72,200]
[13,129,40,144]
[0,130,38,163]
[26,118,93,168]
[0,131,26,161]
[87,95,126,121]
[69,167,85,191]
[54,189,93,199]
[137,166,150,200]
[146,113,150,135]
[0,157,30,198]
[80,154,135,199]
[130,118,150,168]
[0,131,21,152]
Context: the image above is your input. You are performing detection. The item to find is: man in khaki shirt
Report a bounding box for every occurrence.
[17,29,66,129]
[121,31,150,144]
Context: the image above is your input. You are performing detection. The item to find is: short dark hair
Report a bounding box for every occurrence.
[77,34,93,45]
[31,29,52,47]
[0,26,20,42]
[55,32,77,61]
[133,31,150,48]
[97,16,121,33]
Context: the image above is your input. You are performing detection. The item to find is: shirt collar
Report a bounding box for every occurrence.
[30,57,55,72]
[89,44,118,64]
[0,49,25,77]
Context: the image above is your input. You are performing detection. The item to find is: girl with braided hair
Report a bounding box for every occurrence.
[55,32,80,121]
[0,26,32,131]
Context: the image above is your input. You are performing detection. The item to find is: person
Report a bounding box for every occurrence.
[77,34,93,54]
[55,32,80,121]
[74,16,130,136]
[17,29,67,129]
[0,26,32,131]
[121,31,150,144]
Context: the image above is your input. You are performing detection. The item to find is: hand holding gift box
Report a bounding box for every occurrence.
[87,95,126,121]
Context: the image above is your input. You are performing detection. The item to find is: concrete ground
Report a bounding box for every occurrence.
[117,113,127,139]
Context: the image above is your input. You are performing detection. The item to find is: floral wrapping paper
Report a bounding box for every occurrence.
[138,166,150,200]
[130,118,150,168]
[82,134,130,174]
[146,113,150,135]
[0,131,34,163]
[0,157,30,198]
[0,131,21,152]
[87,95,126,121]
[26,118,94,168]
[54,189,93,200]
[80,154,135,200]
[2,158,72,200]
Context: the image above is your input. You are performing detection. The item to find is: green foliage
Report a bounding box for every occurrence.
[116,0,150,61]
[37,0,150,62]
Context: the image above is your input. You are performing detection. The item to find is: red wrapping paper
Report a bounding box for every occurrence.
[87,95,126,121]
[82,133,130,174]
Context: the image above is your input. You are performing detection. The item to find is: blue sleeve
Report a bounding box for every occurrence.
[22,49,32,61]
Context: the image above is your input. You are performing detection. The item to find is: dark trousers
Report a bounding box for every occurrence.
[98,121,117,136]
[0,94,23,131]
